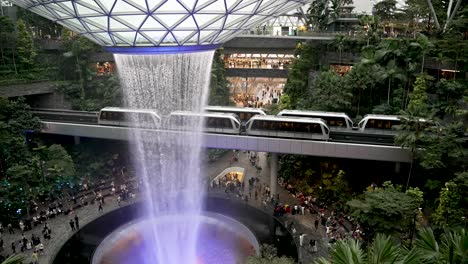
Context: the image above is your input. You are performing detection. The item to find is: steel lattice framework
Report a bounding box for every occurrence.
[11,0,308,47]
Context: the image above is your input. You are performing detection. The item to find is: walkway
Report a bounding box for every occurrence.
[0,194,130,264]
[1,151,327,264]
[208,151,329,263]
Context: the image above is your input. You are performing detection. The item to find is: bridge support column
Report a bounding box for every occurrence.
[395,162,401,174]
[270,153,278,198]
[74,136,81,145]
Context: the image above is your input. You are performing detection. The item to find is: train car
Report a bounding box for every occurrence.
[31,108,98,124]
[245,115,329,140]
[168,111,241,134]
[205,106,266,124]
[357,114,401,132]
[98,107,161,129]
[277,110,353,129]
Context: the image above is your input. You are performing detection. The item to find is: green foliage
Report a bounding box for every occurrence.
[433,181,465,228]
[307,70,352,112]
[357,15,381,46]
[1,255,25,264]
[419,122,466,177]
[314,233,421,264]
[343,63,380,115]
[60,28,99,100]
[373,0,398,21]
[15,19,36,71]
[415,228,468,264]
[432,79,466,119]
[44,144,76,188]
[407,75,430,116]
[17,8,62,39]
[0,16,15,68]
[279,155,351,204]
[347,182,423,237]
[246,256,295,264]
[307,0,329,30]
[316,228,468,264]
[283,43,322,109]
[208,50,232,106]
[59,75,122,111]
[246,244,295,264]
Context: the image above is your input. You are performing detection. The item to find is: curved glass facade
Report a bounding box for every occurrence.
[11,0,308,47]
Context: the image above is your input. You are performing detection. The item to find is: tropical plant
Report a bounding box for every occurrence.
[15,19,36,71]
[283,43,322,109]
[373,0,398,21]
[314,233,420,264]
[415,228,468,263]
[246,244,295,264]
[410,34,434,73]
[307,70,352,112]
[209,50,232,106]
[347,182,423,238]
[378,60,407,105]
[432,181,465,228]
[1,255,25,264]
[396,75,432,188]
[307,0,329,30]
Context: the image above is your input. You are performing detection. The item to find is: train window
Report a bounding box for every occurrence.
[100,112,107,119]
[365,118,400,130]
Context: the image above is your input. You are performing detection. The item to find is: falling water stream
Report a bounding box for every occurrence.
[114,51,214,264]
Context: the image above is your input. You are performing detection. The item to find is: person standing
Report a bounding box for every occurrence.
[69,219,75,231]
[98,201,103,212]
[31,250,39,264]
[310,239,317,253]
[11,241,16,253]
[314,218,319,230]
[74,215,79,230]
[8,223,13,234]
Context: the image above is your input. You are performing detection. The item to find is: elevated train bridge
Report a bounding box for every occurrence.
[33,109,411,164]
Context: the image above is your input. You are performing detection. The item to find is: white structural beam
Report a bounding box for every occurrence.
[41,122,411,163]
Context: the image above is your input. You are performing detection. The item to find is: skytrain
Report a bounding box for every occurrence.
[34,106,407,141]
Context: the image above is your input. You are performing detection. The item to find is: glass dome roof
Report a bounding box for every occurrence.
[11,0,308,47]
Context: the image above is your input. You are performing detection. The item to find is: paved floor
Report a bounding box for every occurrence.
[208,151,329,263]
[1,151,327,264]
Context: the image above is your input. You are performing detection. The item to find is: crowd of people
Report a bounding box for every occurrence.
[278,179,365,248]
[1,214,57,263]
[0,176,138,263]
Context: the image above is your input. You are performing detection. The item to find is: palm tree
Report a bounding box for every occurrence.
[415,228,468,263]
[314,234,421,264]
[409,34,434,73]
[314,239,365,264]
[333,34,346,64]
[1,255,25,264]
[379,60,407,105]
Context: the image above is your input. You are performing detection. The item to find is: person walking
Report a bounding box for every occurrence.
[299,233,306,247]
[98,201,103,212]
[314,218,319,230]
[11,241,16,253]
[69,219,75,231]
[74,215,80,229]
[8,223,13,234]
